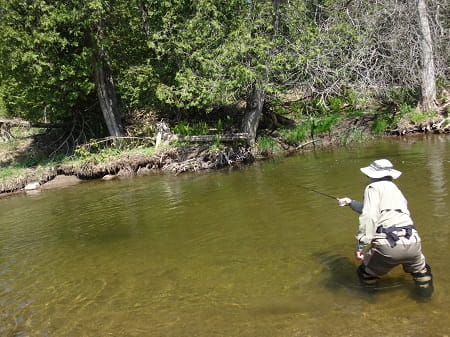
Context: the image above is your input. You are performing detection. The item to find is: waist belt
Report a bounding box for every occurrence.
[376,225,416,242]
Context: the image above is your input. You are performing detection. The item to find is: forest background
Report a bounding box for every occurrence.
[0,0,449,193]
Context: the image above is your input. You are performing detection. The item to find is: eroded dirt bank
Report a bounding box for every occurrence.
[0,146,256,195]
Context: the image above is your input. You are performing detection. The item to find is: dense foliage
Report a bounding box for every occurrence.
[0,0,448,139]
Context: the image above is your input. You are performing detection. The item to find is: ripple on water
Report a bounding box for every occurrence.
[1,137,450,336]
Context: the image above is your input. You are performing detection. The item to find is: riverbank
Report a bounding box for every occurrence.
[1,112,449,196]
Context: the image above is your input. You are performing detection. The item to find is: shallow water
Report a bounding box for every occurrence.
[0,134,449,337]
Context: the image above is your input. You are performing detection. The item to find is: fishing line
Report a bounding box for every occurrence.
[297,184,338,200]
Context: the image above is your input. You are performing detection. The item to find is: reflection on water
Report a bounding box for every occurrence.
[0,135,449,336]
[426,136,449,218]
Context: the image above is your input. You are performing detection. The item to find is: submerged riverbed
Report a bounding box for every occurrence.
[0,134,449,337]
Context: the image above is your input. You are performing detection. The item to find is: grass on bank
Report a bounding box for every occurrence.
[0,129,159,188]
[371,103,439,135]
[1,87,444,189]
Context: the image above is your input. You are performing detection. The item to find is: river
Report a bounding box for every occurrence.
[0,134,449,337]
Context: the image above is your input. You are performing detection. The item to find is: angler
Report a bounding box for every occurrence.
[338,159,433,300]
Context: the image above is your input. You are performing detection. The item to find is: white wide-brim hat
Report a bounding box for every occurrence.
[360,159,402,179]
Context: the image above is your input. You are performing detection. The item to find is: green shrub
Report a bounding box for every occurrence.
[173,121,209,136]
[0,96,6,117]
[135,146,155,157]
[73,143,122,164]
[173,121,192,135]
[256,136,278,154]
[313,115,339,135]
[372,119,388,135]
[327,96,344,114]
[383,87,417,107]
[280,124,309,145]
[208,135,223,152]
[0,167,17,180]
[404,107,437,124]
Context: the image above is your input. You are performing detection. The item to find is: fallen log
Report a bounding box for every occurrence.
[0,117,64,140]
[154,120,249,147]
[0,117,64,129]
[175,133,249,143]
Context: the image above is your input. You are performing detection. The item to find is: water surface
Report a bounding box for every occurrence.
[1,135,449,336]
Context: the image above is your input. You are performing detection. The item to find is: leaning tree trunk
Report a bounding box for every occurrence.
[417,0,437,112]
[242,85,265,145]
[242,1,282,145]
[94,59,124,137]
[94,21,124,138]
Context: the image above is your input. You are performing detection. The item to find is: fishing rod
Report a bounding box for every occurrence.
[297,184,338,200]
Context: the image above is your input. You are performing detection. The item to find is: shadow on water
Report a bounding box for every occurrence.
[313,251,424,303]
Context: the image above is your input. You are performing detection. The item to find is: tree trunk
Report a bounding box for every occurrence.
[242,85,265,145]
[94,22,124,137]
[137,0,151,37]
[273,0,282,32]
[417,0,437,112]
[241,1,281,145]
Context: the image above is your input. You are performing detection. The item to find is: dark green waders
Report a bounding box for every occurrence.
[357,263,434,300]
[357,264,379,290]
[412,264,434,301]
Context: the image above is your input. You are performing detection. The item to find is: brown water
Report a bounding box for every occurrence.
[0,135,449,337]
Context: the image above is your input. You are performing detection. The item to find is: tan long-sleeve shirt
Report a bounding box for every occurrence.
[349,180,414,249]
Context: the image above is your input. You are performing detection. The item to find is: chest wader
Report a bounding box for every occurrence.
[412,264,433,301]
[358,223,434,299]
[376,224,434,300]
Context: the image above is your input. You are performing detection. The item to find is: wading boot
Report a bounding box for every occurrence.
[412,264,433,301]
[357,264,379,294]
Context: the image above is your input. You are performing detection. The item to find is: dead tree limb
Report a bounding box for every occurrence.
[0,118,64,129]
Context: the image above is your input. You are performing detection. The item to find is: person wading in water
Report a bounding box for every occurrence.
[338,159,433,300]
